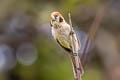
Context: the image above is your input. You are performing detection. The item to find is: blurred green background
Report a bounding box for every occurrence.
[0,0,120,80]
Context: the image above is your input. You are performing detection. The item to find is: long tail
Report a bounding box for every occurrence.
[69,55,84,80]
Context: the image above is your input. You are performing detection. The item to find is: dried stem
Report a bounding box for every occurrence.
[68,5,105,80]
[81,5,105,65]
[68,13,76,53]
[68,13,83,80]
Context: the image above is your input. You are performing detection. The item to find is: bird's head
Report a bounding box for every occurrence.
[50,11,65,26]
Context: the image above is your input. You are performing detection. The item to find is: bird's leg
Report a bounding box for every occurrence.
[70,30,75,35]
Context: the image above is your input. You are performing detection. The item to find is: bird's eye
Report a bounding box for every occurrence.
[59,17,63,22]
[54,15,57,19]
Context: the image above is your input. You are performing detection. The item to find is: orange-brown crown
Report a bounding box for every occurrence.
[51,11,64,20]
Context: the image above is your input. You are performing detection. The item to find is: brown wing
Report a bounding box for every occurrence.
[56,39,72,53]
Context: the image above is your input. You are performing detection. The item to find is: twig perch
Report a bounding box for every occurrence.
[68,13,83,80]
[68,5,105,80]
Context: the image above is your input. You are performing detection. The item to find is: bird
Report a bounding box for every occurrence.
[50,11,80,54]
[50,11,84,79]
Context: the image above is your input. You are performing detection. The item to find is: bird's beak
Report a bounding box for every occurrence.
[51,16,55,21]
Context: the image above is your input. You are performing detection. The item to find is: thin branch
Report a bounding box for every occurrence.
[68,13,76,54]
[68,13,83,80]
[81,5,105,65]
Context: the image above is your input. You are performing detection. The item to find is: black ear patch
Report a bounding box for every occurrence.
[59,17,63,22]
